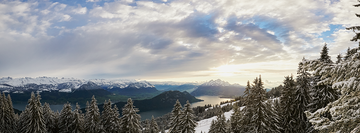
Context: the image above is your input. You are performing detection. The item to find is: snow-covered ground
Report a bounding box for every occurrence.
[195,106,244,133]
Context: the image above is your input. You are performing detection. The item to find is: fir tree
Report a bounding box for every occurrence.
[43,103,57,133]
[214,112,227,133]
[304,7,360,130]
[294,60,313,132]
[250,76,274,132]
[230,104,241,133]
[84,96,101,133]
[178,100,196,133]
[344,47,351,60]
[308,44,339,113]
[101,100,120,133]
[237,81,253,132]
[319,44,332,63]
[150,116,160,133]
[143,119,151,133]
[336,54,342,64]
[0,92,6,132]
[168,100,183,133]
[280,75,297,133]
[208,120,216,133]
[22,92,47,133]
[120,98,142,133]
[59,103,73,133]
[70,103,84,133]
[266,99,282,133]
[5,94,17,133]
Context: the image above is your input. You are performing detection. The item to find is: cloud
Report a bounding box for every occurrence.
[0,0,359,87]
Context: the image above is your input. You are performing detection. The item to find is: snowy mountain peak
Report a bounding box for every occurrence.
[0,77,155,93]
[200,79,233,86]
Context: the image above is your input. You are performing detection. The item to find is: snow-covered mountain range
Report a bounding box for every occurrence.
[200,79,241,87]
[0,77,154,93]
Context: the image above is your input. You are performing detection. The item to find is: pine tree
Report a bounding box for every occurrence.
[294,60,313,132]
[101,100,120,133]
[168,100,183,133]
[59,103,73,133]
[307,46,339,113]
[143,119,151,133]
[230,104,241,133]
[0,92,6,132]
[70,103,84,133]
[208,120,216,133]
[213,112,227,133]
[111,105,122,133]
[303,6,360,130]
[150,116,160,133]
[280,75,297,133]
[178,100,196,133]
[0,93,16,133]
[43,102,57,133]
[250,76,274,132]
[266,99,282,132]
[320,44,332,63]
[101,100,113,132]
[336,54,342,64]
[84,96,101,133]
[5,94,16,133]
[21,92,47,133]
[344,47,351,60]
[120,98,142,133]
[237,81,253,132]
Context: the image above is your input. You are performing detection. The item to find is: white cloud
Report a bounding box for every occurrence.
[1,0,360,88]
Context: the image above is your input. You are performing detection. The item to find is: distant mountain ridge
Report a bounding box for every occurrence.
[0,77,154,93]
[191,79,245,97]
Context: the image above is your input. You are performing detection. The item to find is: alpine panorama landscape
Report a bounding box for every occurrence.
[1,0,360,133]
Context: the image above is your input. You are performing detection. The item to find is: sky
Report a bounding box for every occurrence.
[1,0,360,88]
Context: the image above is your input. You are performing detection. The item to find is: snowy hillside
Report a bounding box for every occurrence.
[0,76,154,93]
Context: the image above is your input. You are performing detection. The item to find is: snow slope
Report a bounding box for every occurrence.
[200,79,241,87]
[195,106,245,133]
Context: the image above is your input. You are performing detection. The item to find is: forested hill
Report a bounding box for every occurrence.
[93,90,203,113]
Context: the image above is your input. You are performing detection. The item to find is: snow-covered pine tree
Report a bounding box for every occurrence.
[213,111,227,133]
[59,103,73,133]
[150,116,160,133]
[208,119,216,133]
[319,44,332,63]
[237,81,253,132]
[280,75,297,133]
[22,92,47,133]
[307,44,339,113]
[230,104,242,133]
[43,102,56,133]
[84,96,101,133]
[70,103,84,133]
[304,3,360,131]
[178,100,196,133]
[101,100,113,132]
[101,100,120,133]
[344,47,351,60]
[120,98,142,133]
[250,76,274,132]
[0,93,6,132]
[336,54,342,64]
[293,60,314,132]
[168,99,183,133]
[266,98,282,132]
[4,94,16,133]
[143,119,151,133]
[111,105,122,133]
